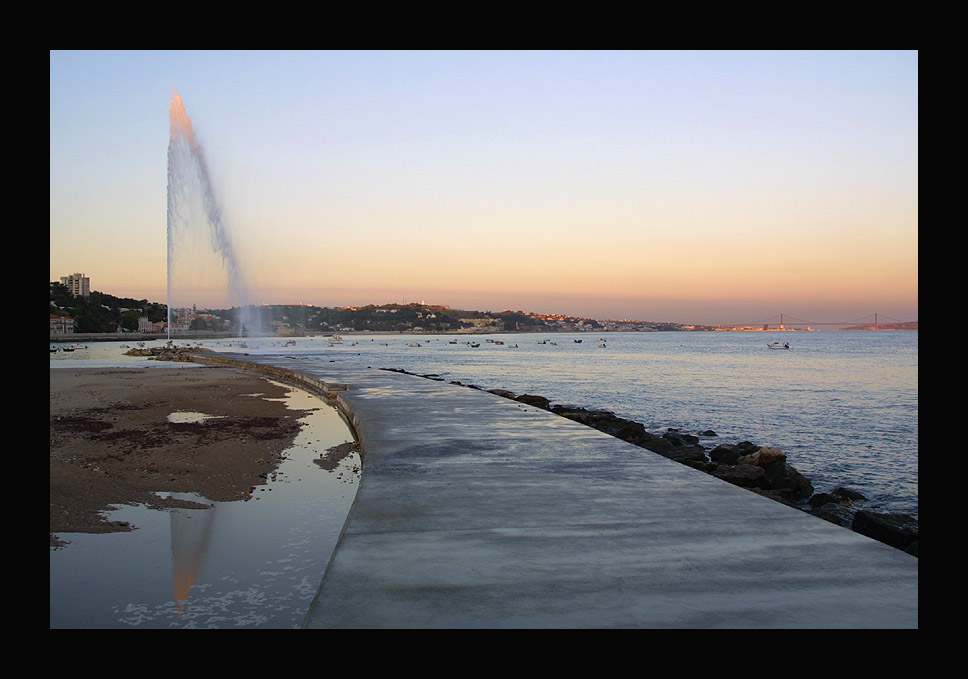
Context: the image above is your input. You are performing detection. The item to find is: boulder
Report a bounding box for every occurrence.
[663,429,700,447]
[711,463,770,490]
[515,394,551,410]
[737,445,786,467]
[769,468,813,500]
[749,488,800,508]
[710,441,761,463]
[831,486,868,503]
[852,510,918,553]
[613,421,650,445]
[735,447,813,500]
[550,405,617,427]
[657,444,709,467]
[809,486,868,508]
[637,436,676,455]
[487,389,516,399]
[810,503,856,528]
[594,415,640,438]
[709,444,744,464]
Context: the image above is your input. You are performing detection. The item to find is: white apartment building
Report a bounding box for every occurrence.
[60,272,91,298]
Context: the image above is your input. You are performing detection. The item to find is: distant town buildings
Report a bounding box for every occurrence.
[49,282,916,336]
[60,272,90,298]
[138,316,167,333]
[50,314,75,334]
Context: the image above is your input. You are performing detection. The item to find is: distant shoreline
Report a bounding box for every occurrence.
[50,326,919,344]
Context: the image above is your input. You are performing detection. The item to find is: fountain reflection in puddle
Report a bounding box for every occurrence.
[49,384,360,629]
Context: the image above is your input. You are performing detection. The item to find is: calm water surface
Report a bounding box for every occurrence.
[234,329,917,519]
[50,329,917,626]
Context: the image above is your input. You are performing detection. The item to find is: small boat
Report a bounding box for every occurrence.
[767,342,790,350]
[574,339,583,344]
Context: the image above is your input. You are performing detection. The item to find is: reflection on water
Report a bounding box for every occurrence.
[49,384,359,629]
[168,492,216,614]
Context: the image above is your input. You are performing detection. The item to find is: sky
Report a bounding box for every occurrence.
[50,50,918,325]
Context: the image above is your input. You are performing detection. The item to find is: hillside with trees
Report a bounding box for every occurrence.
[50,284,690,336]
[50,282,167,334]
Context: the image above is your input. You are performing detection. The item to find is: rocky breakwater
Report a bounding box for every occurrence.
[125,345,212,361]
[432,376,918,558]
[543,402,815,505]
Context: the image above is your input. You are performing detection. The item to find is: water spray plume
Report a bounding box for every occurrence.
[167,87,256,339]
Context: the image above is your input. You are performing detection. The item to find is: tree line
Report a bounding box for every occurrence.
[50,284,611,335]
[50,282,168,333]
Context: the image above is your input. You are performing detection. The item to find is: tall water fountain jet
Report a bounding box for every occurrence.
[167,87,256,338]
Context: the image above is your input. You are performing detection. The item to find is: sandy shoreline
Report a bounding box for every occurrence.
[50,366,316,547]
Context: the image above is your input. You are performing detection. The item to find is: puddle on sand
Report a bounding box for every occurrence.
[50,383,360,629]
[166,411,226,424]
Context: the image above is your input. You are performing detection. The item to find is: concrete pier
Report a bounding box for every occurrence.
[194,353,918,628]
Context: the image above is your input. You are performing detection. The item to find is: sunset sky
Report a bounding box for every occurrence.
[50,50,917,325]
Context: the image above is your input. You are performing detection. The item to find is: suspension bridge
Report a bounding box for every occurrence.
[720,313,917,330]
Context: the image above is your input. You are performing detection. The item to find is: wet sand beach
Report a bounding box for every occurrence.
[50,366,314,547]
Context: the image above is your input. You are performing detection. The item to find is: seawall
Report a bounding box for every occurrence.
[189,352,918,628]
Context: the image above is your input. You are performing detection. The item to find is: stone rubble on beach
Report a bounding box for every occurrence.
[125,345,213,361]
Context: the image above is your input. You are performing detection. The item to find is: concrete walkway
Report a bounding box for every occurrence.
[196,353,918,628]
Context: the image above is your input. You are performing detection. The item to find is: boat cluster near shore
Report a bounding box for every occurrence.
[50,343,89,353]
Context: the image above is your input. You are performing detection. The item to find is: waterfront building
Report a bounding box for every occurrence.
[50,314,75,334]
